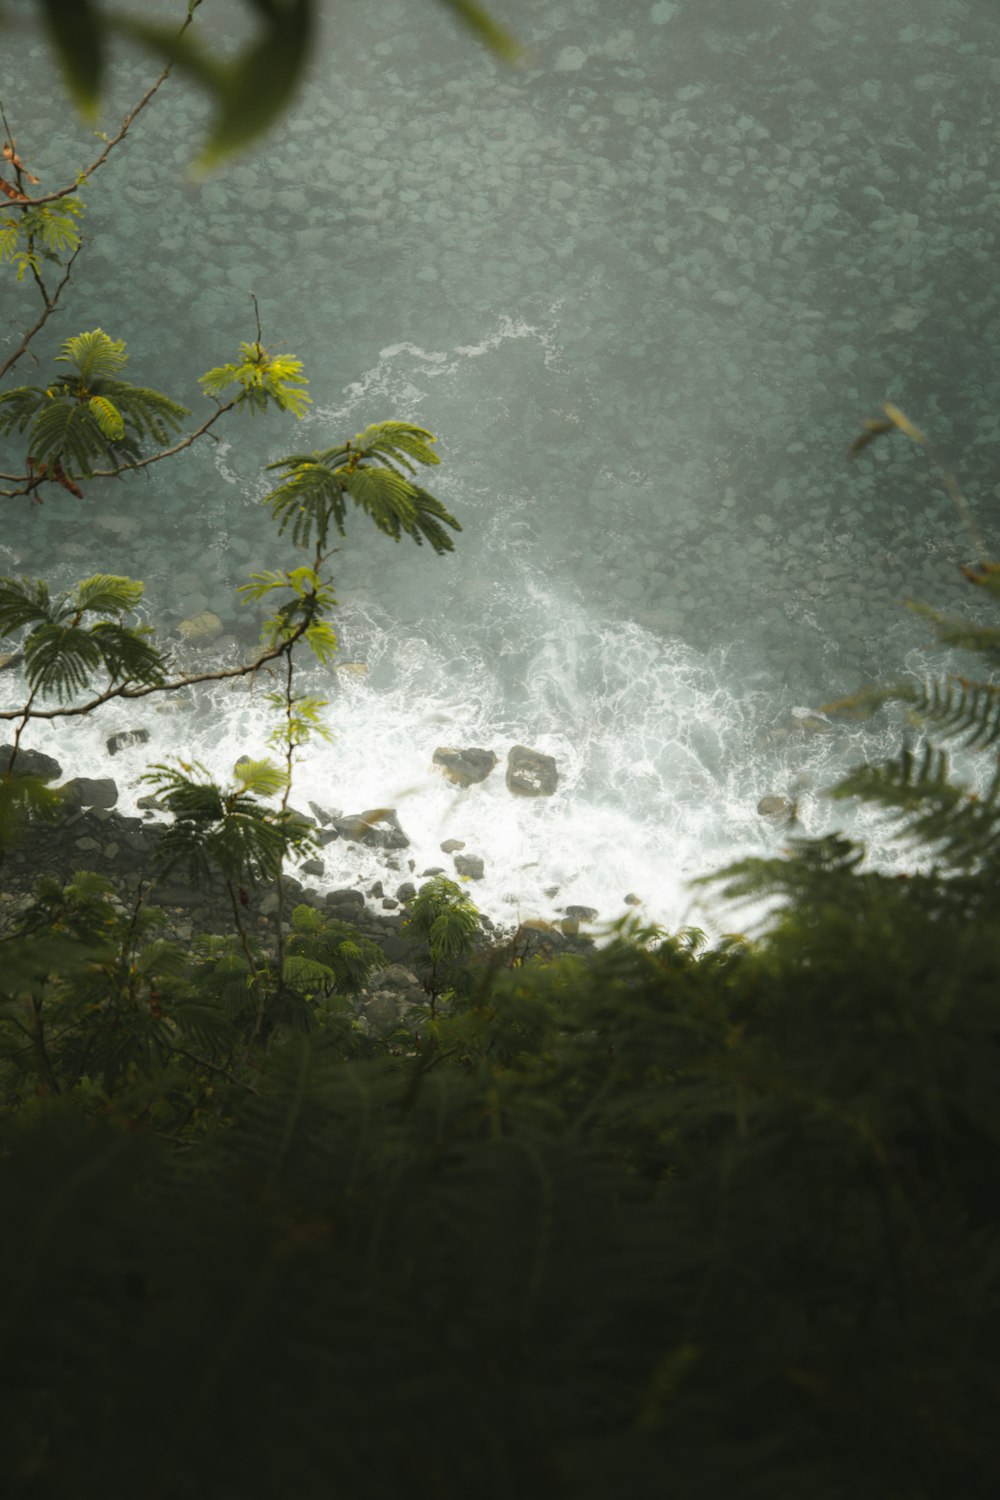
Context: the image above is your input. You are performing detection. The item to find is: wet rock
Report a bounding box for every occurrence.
[0,743,62,781]
[334,808,409,850]
[432,746,498,786]
[757,794,794,822]
[420,866,446,877]
[106,728,150,756]
[395,881,417,903]
[454,852,485,879]
[440,838,466,853]
[299,858,325,877]
[506,744,559,797]
[324,887,365,910]
[0,651,23,671]
[624,893,642,906]
[59,776,119,809]
[565,904,598,921]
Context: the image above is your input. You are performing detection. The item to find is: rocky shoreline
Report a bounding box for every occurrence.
[1,740,597,1033]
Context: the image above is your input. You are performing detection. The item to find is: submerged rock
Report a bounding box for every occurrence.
[506,744,559,797]
[333,808,410,850]
[177,610,224,647]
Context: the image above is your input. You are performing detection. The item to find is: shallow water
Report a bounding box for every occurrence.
[3,0,999,934]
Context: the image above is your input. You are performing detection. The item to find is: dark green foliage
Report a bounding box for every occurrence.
[0,572,166,700]
[145,759,316,888]
[264,420,461,553]
[0,329,188,479]
[285,903,385,996]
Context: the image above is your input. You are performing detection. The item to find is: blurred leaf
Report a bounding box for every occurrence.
[196,0,314,170]
[435,0,524,62]
[38,0,103,118]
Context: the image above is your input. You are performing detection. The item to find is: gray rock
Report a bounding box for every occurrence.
[325,887,365,909]
[299,858,325,877]
[420,866,446,877]
[565,904,598,921]
[395,881,417,903]
[0,743,62,781]
[432,746,498,786]
[454,852,485,879]
[440,838,466,853]
[757,794,794,822]
[59,776,119,809]
[506,744,559,797]
[624,893,642,906]
[334,808,409,850]
[106,728,150,756]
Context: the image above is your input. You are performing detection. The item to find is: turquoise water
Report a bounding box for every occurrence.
[3,0,999,931]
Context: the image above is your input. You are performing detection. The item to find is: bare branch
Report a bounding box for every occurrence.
[0,243,82,383]
[11,2,204,210]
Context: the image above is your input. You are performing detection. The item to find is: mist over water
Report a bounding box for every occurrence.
[3,0,999,933]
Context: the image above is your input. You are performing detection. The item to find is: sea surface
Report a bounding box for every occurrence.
[3,0,999,935]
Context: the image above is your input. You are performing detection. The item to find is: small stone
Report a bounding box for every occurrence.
[440,838,466,853]
[381,897,399,910]
[624,893,642,906]
[420,866,446,877]
[454,853,485,880]
[395,881,417,903]
[565,905,598,921]
[299,858,325,877]
[368,880,384,898]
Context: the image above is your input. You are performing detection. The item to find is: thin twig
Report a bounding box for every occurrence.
[0,244,82,383]
[172,1045,260,1094]
[10,1,205,210]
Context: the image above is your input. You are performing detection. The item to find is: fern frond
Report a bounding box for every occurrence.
[22,622,103,700]
[231,758,289,798]
[342,464,418,537]
[199,341,310,417]
[59,329,129,381]
[906,599,1000,664]
[73,575,144,615]
[88,621,167,686]
[0,576,52,636]
[831,743,1000,870]
[353,421,440,472]
[0,384,46,434]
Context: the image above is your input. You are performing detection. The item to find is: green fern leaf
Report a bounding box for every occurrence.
[59,329,129,382]
[73,575,144,615]
[23,622,103,700]
[231,758,290,798]
[0,577,53,636]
